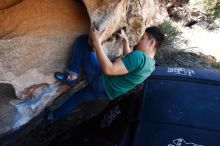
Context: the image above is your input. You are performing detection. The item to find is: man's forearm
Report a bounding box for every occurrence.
[94,42,114,75]
[123,39,132,55]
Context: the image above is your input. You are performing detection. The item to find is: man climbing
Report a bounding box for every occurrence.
[45,25,164,121]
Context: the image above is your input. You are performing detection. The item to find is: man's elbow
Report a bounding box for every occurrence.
[123,50,132,55]
[124,51,131,56]
[103,69,113,76]
[102,67,115,76]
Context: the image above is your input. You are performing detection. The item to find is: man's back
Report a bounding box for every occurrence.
[102,50,155,100]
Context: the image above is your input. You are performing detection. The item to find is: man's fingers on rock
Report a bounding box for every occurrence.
[91,27,97,33]
[91,25,96,32]
[101,28,107,34]
[120,29,123,33]
[91,22,96,28]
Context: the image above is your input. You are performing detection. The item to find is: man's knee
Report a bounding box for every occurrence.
[75,35,89,45]
[74,34,92,52]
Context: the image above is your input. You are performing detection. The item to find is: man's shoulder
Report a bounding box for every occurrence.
[130,50,152,62]
[131,50,143,55]
[126,50,144,58]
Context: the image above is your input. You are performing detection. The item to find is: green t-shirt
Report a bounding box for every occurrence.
[102,50,155,100]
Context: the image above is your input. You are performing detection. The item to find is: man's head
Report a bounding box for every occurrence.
[137,26,164,57]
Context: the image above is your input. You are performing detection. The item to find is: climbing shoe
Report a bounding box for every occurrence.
[54,71,77,86]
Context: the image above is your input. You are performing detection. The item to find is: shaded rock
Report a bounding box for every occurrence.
[189,0,218,13]
[0,0,23,10]
[0,83,18,137]
[0,81,86,136]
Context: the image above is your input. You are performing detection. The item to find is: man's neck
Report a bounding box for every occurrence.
[136,47,155,59]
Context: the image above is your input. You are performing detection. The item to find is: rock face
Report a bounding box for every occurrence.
[0,0,168,135]
[0,0,90,97]
[189,0,218,13]
[83,0,168,58]
[0,0,167,98]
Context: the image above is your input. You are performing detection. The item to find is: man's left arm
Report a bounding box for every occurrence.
[118,29,132,55]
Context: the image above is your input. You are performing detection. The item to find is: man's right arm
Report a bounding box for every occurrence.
[118,29,132,55]
[122,38,132,55]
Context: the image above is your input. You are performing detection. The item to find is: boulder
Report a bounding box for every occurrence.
[0,0,90,98]
[0,0,167,99]
[0,0,168,135]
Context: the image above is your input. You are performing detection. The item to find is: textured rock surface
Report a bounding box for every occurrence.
[189,0,218,13]
[0,0,167,98]
[0,0,168,136]
[83,0,168,58]
[0,0,23,10]
[0,0,90,97]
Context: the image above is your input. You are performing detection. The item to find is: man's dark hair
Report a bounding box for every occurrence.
[145,26,164,50]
